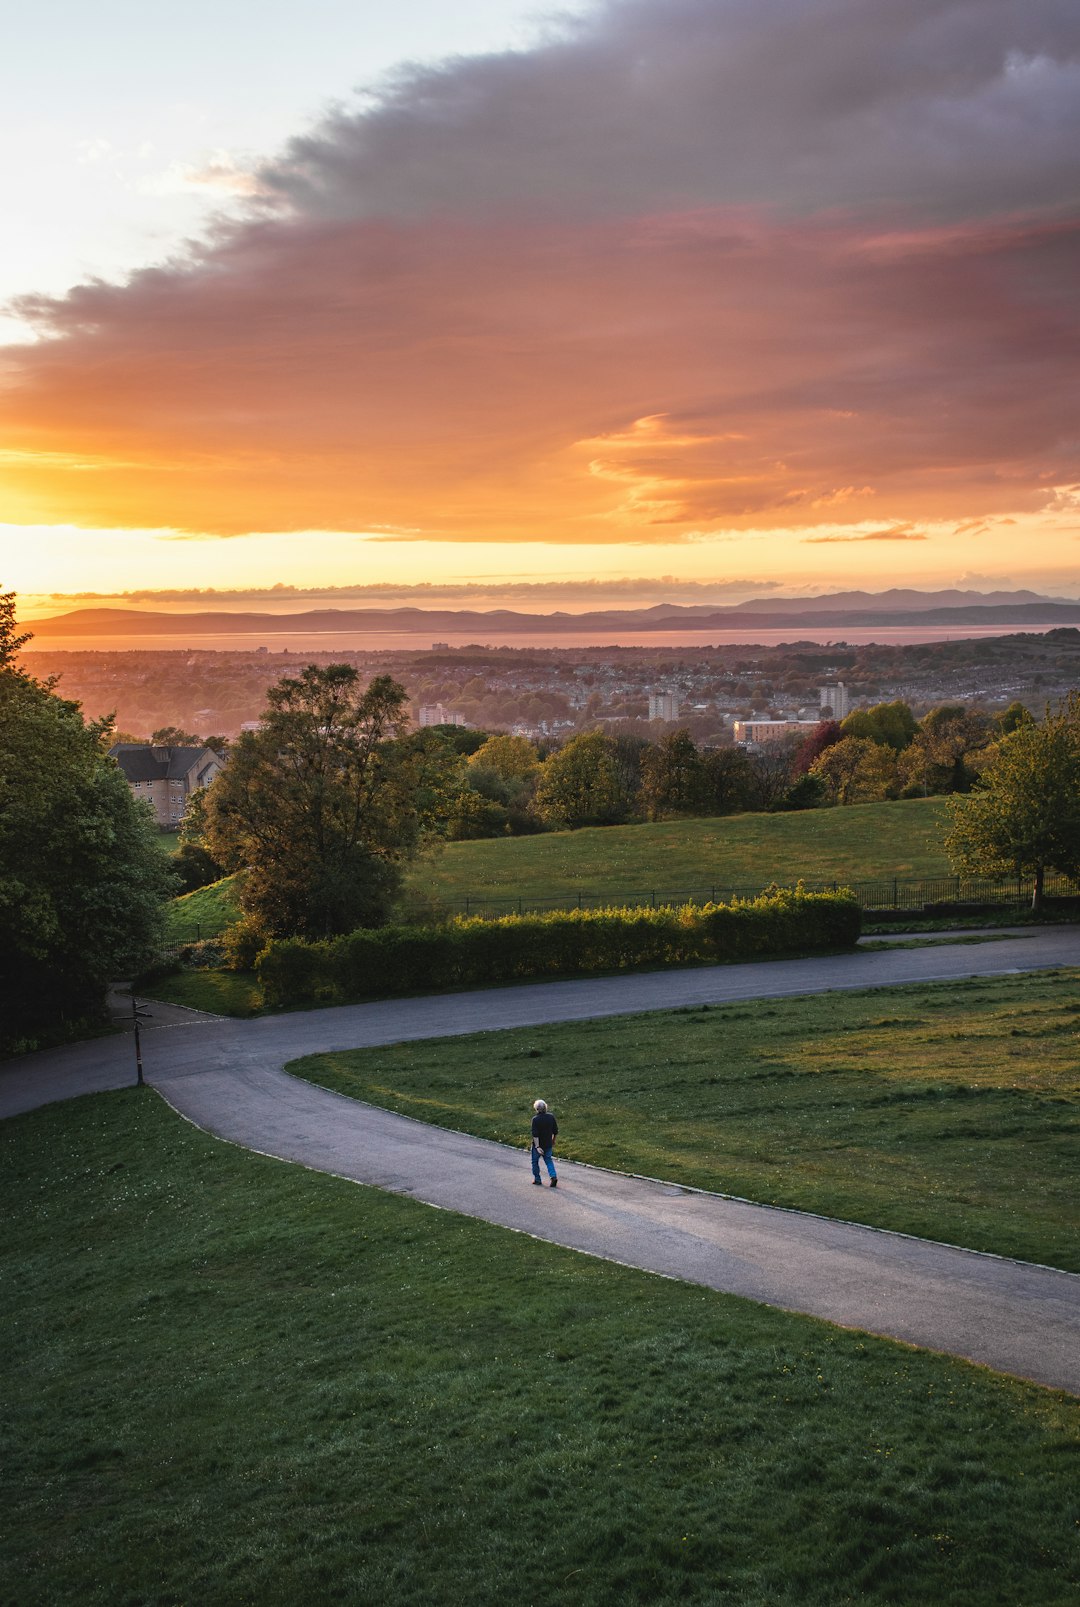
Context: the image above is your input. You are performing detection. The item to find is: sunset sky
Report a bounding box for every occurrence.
[3,0,1079,616]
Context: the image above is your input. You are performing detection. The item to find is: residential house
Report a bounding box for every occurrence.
[109,743,225,830]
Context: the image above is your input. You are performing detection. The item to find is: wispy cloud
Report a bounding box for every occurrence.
[139,151,266,199]
[803,527,927,543]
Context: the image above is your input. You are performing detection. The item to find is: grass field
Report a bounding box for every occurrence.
[292,968,1080,1272]
[165,877,241,943]
[163,799,951,944]
[140,967,262,1016]
[406,797,951,912]
[2,1092,1076,1606]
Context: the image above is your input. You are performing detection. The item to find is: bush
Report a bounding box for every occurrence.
[175,938,227,970]
[221,916,268,972]
[256,886,860,1007]
[169,841,223,894]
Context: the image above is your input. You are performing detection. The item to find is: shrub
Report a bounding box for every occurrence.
[257,938,336,1008]
[176,938,227,970]
[169,841,223,894]
[255,887,860,1007]
[222,917,268,972]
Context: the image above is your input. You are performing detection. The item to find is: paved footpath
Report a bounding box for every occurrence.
[3,929,1079,1394]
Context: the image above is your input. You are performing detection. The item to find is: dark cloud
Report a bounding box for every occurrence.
[263,0,1080,221]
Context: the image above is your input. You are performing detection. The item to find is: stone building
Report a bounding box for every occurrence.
[109,743,224,830]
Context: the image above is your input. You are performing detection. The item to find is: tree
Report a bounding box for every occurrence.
[745,736,802,811]
[533,731,626,828]
[0,591,173,1049]
[701,746,756,814]
[640,730,709,818]
[901,705,992,796]
[151,725,202,746]
[0,590,30,670]
[203,665,418,939]
[945,695,1080,910]
[792,720,842,775]
[997,701,1034,736]
[467,733,539,782]
[611,733,650,817]
[840,700,917,752]
[171,792,225,892]
[809,736,898,805]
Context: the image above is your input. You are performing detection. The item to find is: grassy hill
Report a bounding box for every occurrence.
[165,877,240,943]
[3,1091,1076,1605]
[163,798,952,942]
[407,797,951,914]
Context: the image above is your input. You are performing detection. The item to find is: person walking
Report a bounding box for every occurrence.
[530,1098,558,1188]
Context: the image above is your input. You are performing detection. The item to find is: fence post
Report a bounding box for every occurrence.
[893,878,897,910]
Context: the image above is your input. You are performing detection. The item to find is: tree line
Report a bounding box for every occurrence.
[4,585,1079,1053]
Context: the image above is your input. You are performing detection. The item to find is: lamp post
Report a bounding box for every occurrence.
[131,996,152,1085]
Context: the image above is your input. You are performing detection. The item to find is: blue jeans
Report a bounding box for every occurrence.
[532,1144,557,1183]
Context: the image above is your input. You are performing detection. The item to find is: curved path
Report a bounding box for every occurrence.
[3,929,1079,1394]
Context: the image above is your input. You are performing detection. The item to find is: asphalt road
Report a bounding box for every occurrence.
[4,928,1078,1393]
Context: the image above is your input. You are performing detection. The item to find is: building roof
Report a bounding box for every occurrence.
[109,744,220,783]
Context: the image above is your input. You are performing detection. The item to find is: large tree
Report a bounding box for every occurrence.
[203,665,419,938]
[0,591,173,1049]
[945,694,1080,910]
[533,730,627,828]
[841,700,918,752]
[640,730,709,819]
[809,735,898,805]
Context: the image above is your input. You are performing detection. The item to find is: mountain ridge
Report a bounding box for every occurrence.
[25,590,1080,638]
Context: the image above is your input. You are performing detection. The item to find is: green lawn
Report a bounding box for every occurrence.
[139,968,262,1016]
[292,968,1080,1271]
[2,1093,1076,1606]
[407,798,951,913]
[164,876,241,943]
[165,799,951,942]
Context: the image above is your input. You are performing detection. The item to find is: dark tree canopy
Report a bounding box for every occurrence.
[203,665,419,939]
[946,693,1080,909]
[0,592,173,1049]
[640,729,710,819]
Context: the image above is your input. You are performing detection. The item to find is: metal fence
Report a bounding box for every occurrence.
[439,872,1079,921]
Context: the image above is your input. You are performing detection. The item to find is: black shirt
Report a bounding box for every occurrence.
[531,1112,558,1150]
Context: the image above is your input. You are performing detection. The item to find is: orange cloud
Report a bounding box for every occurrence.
[1,0,1078,548]
[2,208,1076,543]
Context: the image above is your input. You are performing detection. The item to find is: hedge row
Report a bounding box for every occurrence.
[255,885,860,1008]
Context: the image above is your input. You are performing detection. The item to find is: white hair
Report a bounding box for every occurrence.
[533,1099,547,1112]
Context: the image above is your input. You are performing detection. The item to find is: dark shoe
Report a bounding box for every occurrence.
[549,1178,558,1187]
[533,1179,543,1186]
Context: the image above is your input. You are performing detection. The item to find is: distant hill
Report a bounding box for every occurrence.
[26,589,1080,638]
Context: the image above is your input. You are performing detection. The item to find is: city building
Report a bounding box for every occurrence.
[648,691,681,721]
[819,682,851,720]
[109,743,224,830]
[418,703,467,727]
[732,719,821,745]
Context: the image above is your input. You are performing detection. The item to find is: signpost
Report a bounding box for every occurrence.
[131,996,152,1085]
